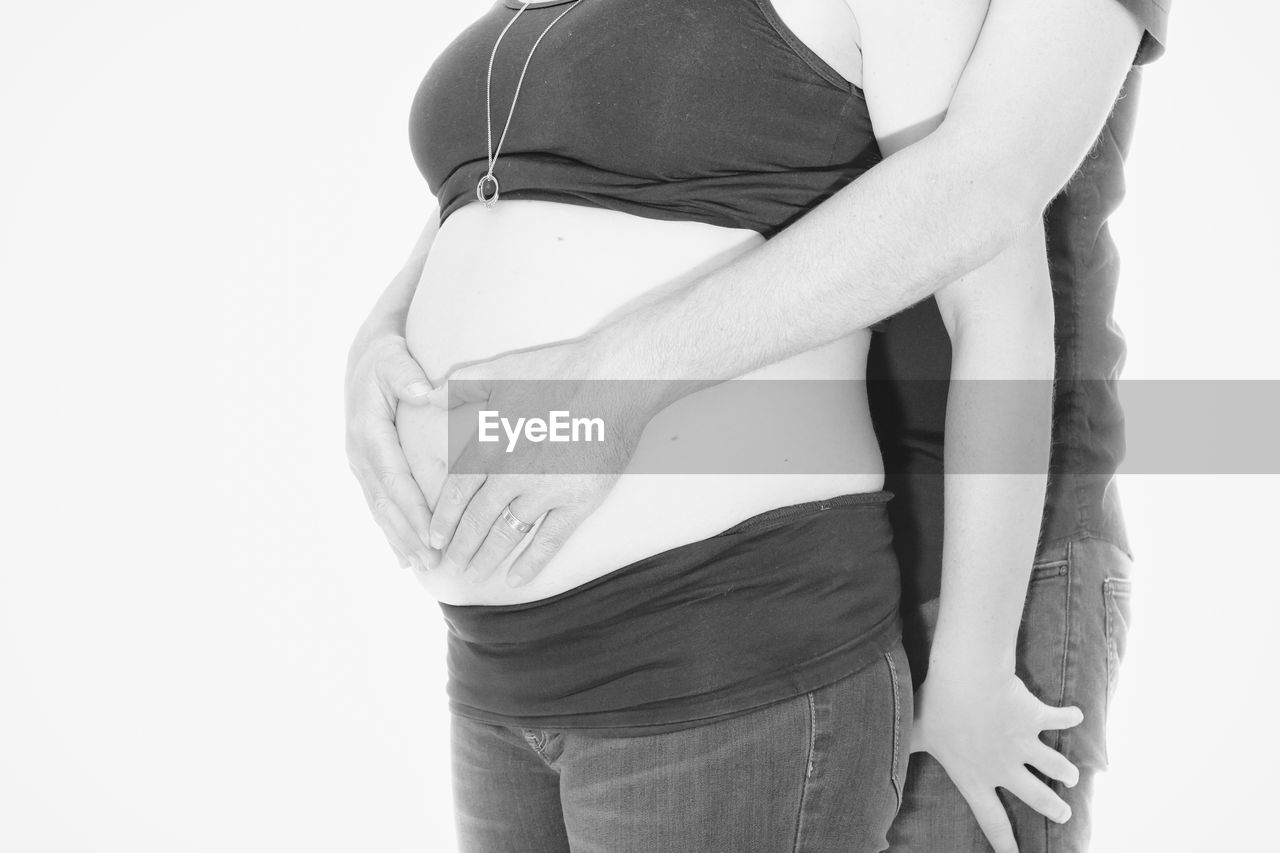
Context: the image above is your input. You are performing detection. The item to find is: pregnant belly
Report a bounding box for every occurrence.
[400,200,883,606]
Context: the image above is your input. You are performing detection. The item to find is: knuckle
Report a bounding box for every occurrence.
[367,334,408,366]
[532,531,563,557]
[345,439,363,465]
[1035,794,1060,813]
[352,383,397,424]
[391,359,421,385]
[365,416,400,442]
[492,523,521,544]
[457,512,487,538]
[988,828,1014,845]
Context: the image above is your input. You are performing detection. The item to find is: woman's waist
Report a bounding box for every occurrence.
[418,473,887,606]
[438,492,903,730]
[399,360,886,607]
[400,381,882,484]
[442,489,899,641]
[402,363,887,604]
[431,355,881,471]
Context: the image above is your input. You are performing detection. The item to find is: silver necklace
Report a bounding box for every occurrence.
[477,0,584,207]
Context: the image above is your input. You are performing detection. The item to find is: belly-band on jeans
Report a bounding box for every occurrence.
[439,491,903,734]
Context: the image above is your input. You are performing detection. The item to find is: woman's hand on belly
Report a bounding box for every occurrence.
[421,340,646,587]
[344,327,439,571]
[404,201,880,596]
[394,400,449,517]
[418,332,882,590]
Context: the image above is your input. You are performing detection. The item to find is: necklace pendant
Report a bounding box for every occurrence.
[476,173,500,207]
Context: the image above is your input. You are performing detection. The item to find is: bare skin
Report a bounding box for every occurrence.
[344,1,1145,850]
[399,202,883,606]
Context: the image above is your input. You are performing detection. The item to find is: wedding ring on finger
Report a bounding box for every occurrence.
[499,504,533,536]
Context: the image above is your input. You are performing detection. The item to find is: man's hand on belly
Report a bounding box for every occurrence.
[424,339,662,587]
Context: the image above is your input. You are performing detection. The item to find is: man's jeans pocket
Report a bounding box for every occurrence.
[1103,576,1133,717]
[1016,560,1071,713]
[1016,539,1133,771]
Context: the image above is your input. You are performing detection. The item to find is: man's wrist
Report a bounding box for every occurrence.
[570,331,671,446]
[583,295,729,414]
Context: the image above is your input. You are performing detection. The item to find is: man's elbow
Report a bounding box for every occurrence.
[977,164,1052,251]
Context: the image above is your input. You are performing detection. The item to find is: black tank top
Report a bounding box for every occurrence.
[409,0,880,237]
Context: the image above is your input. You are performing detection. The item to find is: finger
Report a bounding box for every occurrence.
[1039,703,1085,732]
[443,481,515,580]
[358,417,435,549]
[957,786,1019,853]
[1004,768,1072,825]
[357,471,436,570]
[1026,742,1081,788]
[375,513,418,568]
[506,507,583,588]
[465,494,548,585]
[428,472,486,553]
[388,542,412,570]
[425,375,490,410]
[374,340,433,405]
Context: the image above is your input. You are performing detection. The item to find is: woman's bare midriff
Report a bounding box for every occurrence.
[398,200,883,606]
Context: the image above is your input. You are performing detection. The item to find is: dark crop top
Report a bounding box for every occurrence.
[409,0,881,237]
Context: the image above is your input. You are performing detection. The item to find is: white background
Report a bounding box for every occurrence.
[2,1,1276,850]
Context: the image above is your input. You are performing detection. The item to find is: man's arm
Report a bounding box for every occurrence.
[424,0,1145,581]
[583,0,1144,397]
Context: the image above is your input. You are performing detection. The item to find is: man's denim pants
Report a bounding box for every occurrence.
[888,537,1134,853]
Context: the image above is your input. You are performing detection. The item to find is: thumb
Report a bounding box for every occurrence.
[425,374,492,409]
[377,347,433,406]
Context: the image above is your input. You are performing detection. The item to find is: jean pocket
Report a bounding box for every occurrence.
[1103,577,1133,714]
[1016,560,1071,708]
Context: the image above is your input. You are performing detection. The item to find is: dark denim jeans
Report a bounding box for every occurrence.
[451,643,912,853]
[887,537,1134,853]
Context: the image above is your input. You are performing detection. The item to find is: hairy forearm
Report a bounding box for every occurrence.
[584,0,1141,403]
[589,123,1030,394]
